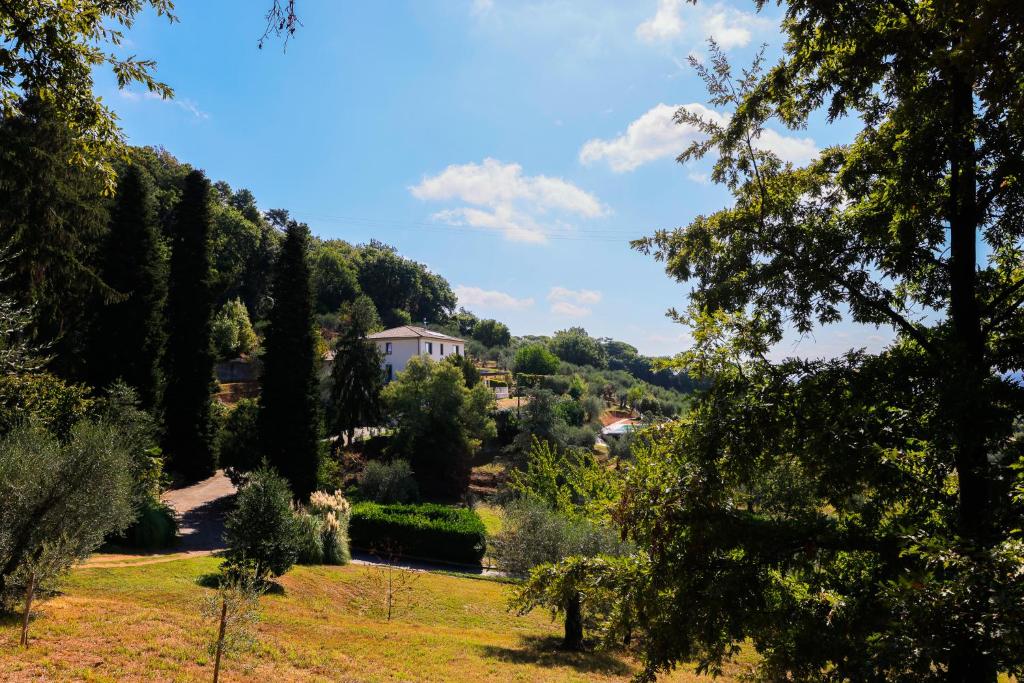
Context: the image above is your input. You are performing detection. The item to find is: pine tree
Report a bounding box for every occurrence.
[259,221,320,499]
[328,295,384,447]
[88,166,167,408]
[163,170,216,481]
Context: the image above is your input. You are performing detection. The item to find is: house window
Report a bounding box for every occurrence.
[385,364,393,382]
[440,343,445,355]
[455,345,460,356]
[425,342,433,354]
[385,342,392,355]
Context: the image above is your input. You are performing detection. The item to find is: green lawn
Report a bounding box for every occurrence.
[1,556,751,682]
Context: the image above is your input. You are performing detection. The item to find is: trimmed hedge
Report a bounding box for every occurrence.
[349,502,487,565]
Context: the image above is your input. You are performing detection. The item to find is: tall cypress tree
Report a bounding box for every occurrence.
[88,166,167,408]
[260,221,320,499]
[163,170,216,481]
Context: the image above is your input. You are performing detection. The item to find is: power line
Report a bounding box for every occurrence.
[291,211,672,243]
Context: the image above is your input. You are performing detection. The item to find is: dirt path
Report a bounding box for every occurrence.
[83,471,237,569]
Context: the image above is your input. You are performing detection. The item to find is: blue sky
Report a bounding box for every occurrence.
[97,0,886,358]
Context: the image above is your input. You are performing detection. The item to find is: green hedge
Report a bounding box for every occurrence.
[349,502,486,565]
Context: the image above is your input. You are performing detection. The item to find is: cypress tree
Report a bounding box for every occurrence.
[88,166,167,408]
[259,221,321,500]
[163,170,216,481]
[328,294,384,447]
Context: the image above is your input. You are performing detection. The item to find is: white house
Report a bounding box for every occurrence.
[367,325,466,382]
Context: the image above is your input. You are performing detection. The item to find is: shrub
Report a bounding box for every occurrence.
[118,496,178,551]
[358,460,419,503]
[294,508,325,564]
[321,511,350,565]
[223,468,301,581]
[349,502,486,565]
[295,490,351,566]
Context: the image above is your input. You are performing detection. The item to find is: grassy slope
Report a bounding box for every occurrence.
[1,557,751,682]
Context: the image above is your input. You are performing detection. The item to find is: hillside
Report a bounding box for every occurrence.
[0,557,753,682]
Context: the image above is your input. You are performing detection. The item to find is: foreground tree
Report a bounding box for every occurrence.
[605,13,1024,681]
[88,166,167,407]
[163,171,217,481]
[327,295,384,447]
[260,221,320,500]
[0,96,111,377]
[0,422,135,642]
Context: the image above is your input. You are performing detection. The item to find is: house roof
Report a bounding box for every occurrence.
[366,325,465,343]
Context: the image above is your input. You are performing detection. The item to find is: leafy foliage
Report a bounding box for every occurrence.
[211,298,257,360]
[472,319,511,348]
[0,421,136,600]
[513,343,560,376]
[615,21,1024,679]
[382,356,495,497]
[550,327,607,368]
[0,1,174,191]
[358,459,420,504]
[223,467,301,582]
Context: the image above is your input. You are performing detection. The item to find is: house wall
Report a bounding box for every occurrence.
[375,337,466,380]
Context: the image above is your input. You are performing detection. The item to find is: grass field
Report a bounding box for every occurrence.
[0,556,752,682]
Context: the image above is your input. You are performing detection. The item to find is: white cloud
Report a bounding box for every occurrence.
[551,301,592,317]
[410,158,606,243]
[580,102,721,172]
[580,103,818,172]
[454,285,534,310]
[686,170,710,184]
[636,0,684,42]
[548,286,602,317]
[635,1,771,50]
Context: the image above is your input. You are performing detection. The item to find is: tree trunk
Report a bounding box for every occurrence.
[212,597,227,683]
[19,570,35,648]
[945,65,997,683]
[562,591,584,651]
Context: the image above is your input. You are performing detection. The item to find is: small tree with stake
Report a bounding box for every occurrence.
[202,563,264,683]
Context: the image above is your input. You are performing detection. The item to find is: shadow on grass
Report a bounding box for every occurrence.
[479,634,633,677]
[195,572,285,595]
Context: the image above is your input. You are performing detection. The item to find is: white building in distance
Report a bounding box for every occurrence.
[367,325,466,382]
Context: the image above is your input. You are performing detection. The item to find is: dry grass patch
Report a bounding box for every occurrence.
[1,556,752,682]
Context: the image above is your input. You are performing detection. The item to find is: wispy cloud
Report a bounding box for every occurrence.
[410,158,606,244]
[580,103,818,173]
[470,0,494,16]
[119,89,210,120]
[454,285,534,310]
[548,286,602,317]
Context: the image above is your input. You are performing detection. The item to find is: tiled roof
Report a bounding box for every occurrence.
[366,325,465,343]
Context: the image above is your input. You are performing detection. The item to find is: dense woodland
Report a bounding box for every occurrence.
[2,2,1024,682]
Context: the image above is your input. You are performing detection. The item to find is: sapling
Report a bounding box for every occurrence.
[201,564,264,683]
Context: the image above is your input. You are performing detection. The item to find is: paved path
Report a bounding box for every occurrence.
[83,471,237,568]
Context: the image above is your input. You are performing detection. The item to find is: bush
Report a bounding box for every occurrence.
[349,502,486,565]
[358,459,419,503]
[223,468,301,581]
[294,508,324,564]
[295,490,352,566]
[117,496,178,551]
